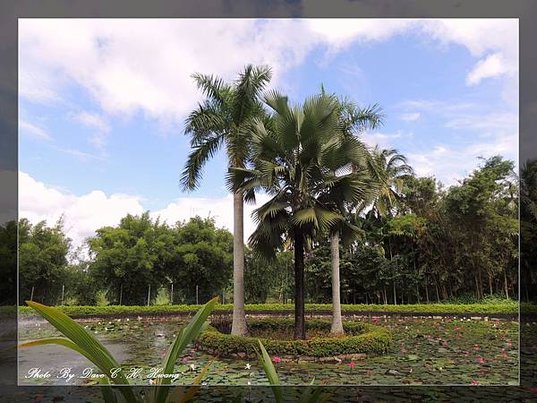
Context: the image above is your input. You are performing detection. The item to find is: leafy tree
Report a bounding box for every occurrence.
[88,213,169,305]
[167,217,233,304]
[181,65,272,335]
[19,218,70,305]
[443,156,517,299]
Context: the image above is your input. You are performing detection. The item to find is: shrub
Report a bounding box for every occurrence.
[196,318,392,359]
[18,301,520,317]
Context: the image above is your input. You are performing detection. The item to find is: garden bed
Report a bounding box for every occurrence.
[196,318,392,361]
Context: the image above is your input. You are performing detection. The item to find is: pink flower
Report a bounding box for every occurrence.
[476,356,486,364]
[272,356,282,364]
[471,380,479,385]
[473,344,480,350]
[454,326,461,332]
[348,361,356,369]
[441,341,448,347]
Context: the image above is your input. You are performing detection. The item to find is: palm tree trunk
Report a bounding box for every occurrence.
[393,281,397,305]
[231,192,248,336]
[330,232,344,335]
[294,227,306,340]
[504,269,509,299]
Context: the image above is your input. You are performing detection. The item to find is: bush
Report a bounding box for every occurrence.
[196,318,392,359]
[18,301,519,317]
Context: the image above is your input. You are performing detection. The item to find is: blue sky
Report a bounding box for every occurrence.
[18,19,518,248]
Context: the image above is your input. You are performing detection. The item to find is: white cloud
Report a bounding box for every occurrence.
[305,19,413,50]
[19,171,271,251]
[420,19,518,89]
[19,172,145,248]
[19,19,315,123]
[466,53,509,86]
[152,193,271,242]
[19,120,51,140]
[406,131,517,186]
[400,112,421,122]
[19,18,518,128]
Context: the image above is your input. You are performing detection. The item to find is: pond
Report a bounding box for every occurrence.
[18,313,519,386]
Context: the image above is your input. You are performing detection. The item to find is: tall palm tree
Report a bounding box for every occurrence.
[325,98,384,335]
[230,91,372,339]
[181,65,272,336]
[368,147,413,304]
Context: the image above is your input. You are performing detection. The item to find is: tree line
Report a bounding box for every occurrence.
[17,154,520,309]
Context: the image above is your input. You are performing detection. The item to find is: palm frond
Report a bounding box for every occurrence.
[191,73,230,109]
[180,134,224,190]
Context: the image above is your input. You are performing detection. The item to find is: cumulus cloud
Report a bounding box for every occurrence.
[466,52,510,86]
[419,19,518,90]
[152,193,271,242]
[19,171,271,251]
[19,172,145,248]
[19,18,518,127]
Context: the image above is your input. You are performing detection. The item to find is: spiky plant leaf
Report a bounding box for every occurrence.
[257,340,283,403]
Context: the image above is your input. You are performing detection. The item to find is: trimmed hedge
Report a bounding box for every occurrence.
[17,301,520,318]
[196,318,392,359]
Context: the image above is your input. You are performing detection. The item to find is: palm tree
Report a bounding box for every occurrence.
[230,91,372,339]
[368,147,413,304]
[369,147,413,218]
[181,65,272,336]
[325,98,384,335]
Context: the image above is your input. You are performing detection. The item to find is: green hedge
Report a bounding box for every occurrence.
[196,318,392,358]
[17,301,521,318]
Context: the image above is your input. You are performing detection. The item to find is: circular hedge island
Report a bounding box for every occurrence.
[196,317,392,362]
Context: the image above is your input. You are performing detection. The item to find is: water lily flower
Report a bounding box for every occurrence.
[245,363,251,370]
[272,356,282,364]
[476,356,486,364]
[189,364,196,371]
[454,326,461,332]
[471,380,479,385]
[348,361,356,369]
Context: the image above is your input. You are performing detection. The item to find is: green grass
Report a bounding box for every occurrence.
[17,300,522,318]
